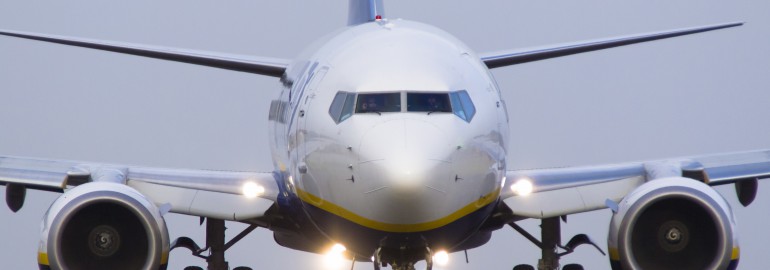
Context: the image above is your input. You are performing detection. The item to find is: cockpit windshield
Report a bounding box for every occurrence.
[330,90,475,123]
[406,93,452,113]
[355,93,401,113]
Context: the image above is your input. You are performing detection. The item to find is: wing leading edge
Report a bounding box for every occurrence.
[0,155,278,220]
[502,150,770,219]
[480,22,743,69]
[0,29,289,77]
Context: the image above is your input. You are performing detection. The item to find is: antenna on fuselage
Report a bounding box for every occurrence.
[348,0,385,26]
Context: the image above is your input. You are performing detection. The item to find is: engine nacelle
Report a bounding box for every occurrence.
[608,177,739,270]
[38,182,170,270]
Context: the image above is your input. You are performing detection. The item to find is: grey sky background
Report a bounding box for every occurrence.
[1,1,769,269]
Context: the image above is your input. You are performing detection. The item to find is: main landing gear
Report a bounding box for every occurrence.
[372,246,435,270]
[172,218,258,270]
[509,217,605,270]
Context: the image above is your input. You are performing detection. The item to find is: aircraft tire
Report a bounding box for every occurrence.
[513,264,535,270]
[562,264,584,270]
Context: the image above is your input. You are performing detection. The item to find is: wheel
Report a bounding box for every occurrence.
[513,264,535,270]
[183,267,203,270]
[234,267,254,270]
[562,264,584,270]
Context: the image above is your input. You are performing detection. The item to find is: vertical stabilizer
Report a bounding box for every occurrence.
[348,0,384,26]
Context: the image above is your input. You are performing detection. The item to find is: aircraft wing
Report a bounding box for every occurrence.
[0,155,279,221]
[480,22,743,69]
[501,150,770,218]
[0,29,290,77]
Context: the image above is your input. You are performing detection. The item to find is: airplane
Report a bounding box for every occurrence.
[1,1,769,270]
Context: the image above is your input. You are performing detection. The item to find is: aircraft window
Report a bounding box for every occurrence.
[406,93,452,113]
[355,93,401,113]
[449,90,476,122]
[340,93,356,121]
[329,91,357,124]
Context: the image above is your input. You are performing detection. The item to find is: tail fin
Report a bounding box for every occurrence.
[348,0,384,26]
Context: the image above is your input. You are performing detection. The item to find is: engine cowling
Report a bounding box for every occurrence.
[608,177,739,270]
[38,182,170,270]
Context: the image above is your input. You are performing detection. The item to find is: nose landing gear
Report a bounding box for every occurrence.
[372,246,436,270]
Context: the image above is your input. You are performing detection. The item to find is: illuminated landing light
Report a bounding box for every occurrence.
[324,243,348,269]
[511,178,534,196]
[242,182,265,198]
[433,250,449,266]
[330,243,346,253]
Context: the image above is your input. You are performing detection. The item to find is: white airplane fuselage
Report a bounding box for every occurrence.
[0,1,759,269]
[269,19,509,256]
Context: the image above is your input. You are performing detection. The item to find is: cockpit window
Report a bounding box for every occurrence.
[407,93,452,113]
[329,91,356,123]
[449,90,475,122]
[329,90,475,124]
[355,93,401,113]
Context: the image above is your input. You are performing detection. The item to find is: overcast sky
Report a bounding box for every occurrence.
[1,1,770,269]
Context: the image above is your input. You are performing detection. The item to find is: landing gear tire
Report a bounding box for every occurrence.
[233,267,253,270]
[513,264,535,270]
[562,264,584,270]
[183,267,203,270]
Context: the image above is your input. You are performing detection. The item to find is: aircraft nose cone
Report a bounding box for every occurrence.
[357,119,455,224]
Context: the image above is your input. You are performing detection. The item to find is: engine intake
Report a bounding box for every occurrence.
[608,177,738,270]
[39,182,169,270]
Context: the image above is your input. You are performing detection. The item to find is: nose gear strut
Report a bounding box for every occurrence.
[372,246,436,270]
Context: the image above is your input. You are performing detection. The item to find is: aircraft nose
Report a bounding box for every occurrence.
[358,118,453,163]
[356,119,455,224]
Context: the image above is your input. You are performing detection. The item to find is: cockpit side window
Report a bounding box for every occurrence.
[449,90,476,122]
[355,93,401,113]
[329,91,357,124]
[406,93,452,113]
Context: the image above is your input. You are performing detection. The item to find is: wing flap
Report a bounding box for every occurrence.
[0,156,79,190]
[691,150,770,184]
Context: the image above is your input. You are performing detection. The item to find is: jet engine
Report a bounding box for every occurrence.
[607,177,738,270]
[38,182,170,270]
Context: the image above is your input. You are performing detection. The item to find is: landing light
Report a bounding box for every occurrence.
[242,182,265,198]
[330,243,346,253]
[433,250,449,266]
[324,243,348,269]
[510,178,533,196]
